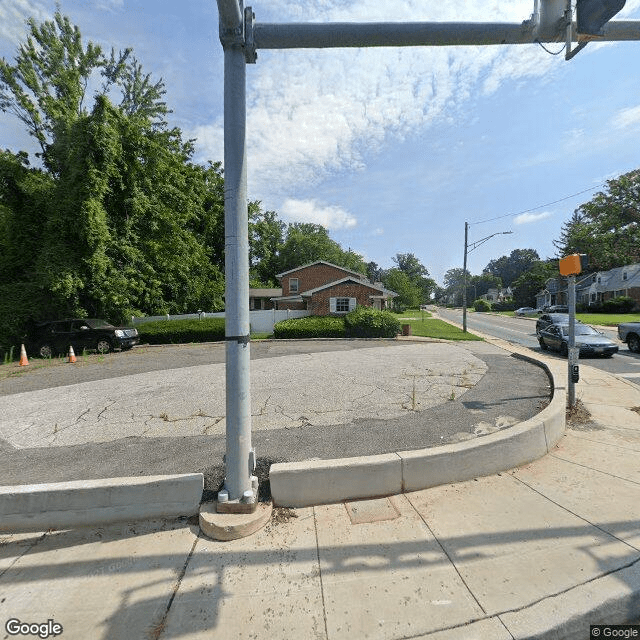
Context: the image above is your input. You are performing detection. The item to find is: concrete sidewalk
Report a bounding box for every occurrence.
[1,338,640,638]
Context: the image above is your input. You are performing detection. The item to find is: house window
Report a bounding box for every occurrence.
[289,278,299,293]
[330,297,355,314]
[623,272,627,280]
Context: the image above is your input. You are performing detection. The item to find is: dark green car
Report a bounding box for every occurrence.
[29,318,139,358]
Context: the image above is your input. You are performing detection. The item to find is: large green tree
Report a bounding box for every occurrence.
[511,260,558,308]
[0,10,226,349]
[555,170,640,270]
[392,252,436,302]
[483,249,540,287]
[276,223,367,275]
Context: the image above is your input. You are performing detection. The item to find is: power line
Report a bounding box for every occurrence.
[471,183,604,226]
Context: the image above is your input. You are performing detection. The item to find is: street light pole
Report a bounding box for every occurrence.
[462,223,513,333]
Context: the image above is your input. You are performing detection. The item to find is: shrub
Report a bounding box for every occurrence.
[344,306,401,338]
[491,300,516,312]
[137,318,226,344]
[473,299,491,312]
[273,316,346,339]
[602,296,635,313]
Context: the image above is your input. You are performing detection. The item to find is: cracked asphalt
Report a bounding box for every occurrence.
[0,339,550,494]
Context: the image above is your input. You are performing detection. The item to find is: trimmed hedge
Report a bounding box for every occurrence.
[137,318,226,344]
[273,316,346,339]
[273,308,402,339]
[473,299,491,312]
[344,306,401,338]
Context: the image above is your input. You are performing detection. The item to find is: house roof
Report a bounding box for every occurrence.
[275,260,368,280]
[593,264,640,292]
[249,288,282,297]
[300,277,397,297]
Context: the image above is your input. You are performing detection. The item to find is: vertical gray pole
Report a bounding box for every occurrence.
[568,275,576,407]
[462,222,468,333]
[222,38,254,504]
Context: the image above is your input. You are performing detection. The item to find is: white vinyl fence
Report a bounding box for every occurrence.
[131,309,310,334]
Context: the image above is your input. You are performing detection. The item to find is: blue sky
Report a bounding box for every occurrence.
[2,1,640,285]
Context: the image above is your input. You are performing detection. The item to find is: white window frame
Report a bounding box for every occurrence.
[330,297,356,314]
[289,278,299,293]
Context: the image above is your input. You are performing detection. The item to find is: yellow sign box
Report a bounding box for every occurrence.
[559,254,583,276]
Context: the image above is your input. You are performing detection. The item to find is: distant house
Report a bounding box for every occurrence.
[271,261,397,315]
[249,288,282,310]
[536,263,640,310]
[481,287,512,303]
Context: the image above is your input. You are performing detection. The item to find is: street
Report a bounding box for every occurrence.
[437,308,640,387]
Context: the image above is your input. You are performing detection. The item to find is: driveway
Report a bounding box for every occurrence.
[0,339,550,495]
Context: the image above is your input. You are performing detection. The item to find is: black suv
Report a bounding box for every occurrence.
[29,318,139,358]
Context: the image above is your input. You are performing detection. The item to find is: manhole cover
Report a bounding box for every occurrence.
[344,498,400,524]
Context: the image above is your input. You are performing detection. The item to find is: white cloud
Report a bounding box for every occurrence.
[194,2,560,202]
[0,0,47,44]
[514,211,552,225]
[280,198,357,229]
[612,105,640,130]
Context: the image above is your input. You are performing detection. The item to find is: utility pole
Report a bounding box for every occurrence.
[462,224,513,333]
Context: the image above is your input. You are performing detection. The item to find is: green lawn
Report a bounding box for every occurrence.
[395,308,482,340]
[575,313,640,326]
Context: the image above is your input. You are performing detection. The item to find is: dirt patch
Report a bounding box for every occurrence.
[271,507,298,525]
[566,399,604,431]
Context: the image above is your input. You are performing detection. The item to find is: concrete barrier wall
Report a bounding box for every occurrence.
[0,474,204,533]
[270,383,567,508]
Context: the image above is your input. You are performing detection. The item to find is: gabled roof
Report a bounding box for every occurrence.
[300,277,396,297]
[275,260,368,280]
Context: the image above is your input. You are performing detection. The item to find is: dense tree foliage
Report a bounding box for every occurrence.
[511,260,558,308]
[0,10,227,348]
[554,170,640,270]
[275,223,367,276]
[483,249,540,287]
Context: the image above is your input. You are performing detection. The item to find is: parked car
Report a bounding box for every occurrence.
[618,322,640,353]
[515,307,540,317]
[536,313,571,336]
[538,323,618,358]
[542,304,568,313]
[28,318,139,358]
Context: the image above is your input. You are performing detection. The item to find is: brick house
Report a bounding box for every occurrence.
[271,261,397,314]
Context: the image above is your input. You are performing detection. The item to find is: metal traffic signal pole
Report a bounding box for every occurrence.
[214,0,639,512]
[216,0,257,512]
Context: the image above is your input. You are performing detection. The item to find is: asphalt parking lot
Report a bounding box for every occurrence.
[0,339,550,496]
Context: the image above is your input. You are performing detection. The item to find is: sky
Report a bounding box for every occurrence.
[2,1,640,286]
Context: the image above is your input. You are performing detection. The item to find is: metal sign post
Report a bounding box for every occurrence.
[567,274,578,407]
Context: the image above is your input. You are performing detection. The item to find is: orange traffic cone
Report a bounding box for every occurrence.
[19,344,29,366]
[67,345,77,363]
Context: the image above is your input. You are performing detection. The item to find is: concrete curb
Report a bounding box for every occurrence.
[270,344,566,508]
[0,473,204,533]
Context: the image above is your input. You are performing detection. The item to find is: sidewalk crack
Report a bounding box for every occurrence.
[150,534,199,639]
[312,507,330,640]
[0,530,50,580]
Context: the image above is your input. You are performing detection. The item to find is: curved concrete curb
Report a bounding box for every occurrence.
[270,354,566,508]
[0,473,203,533]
